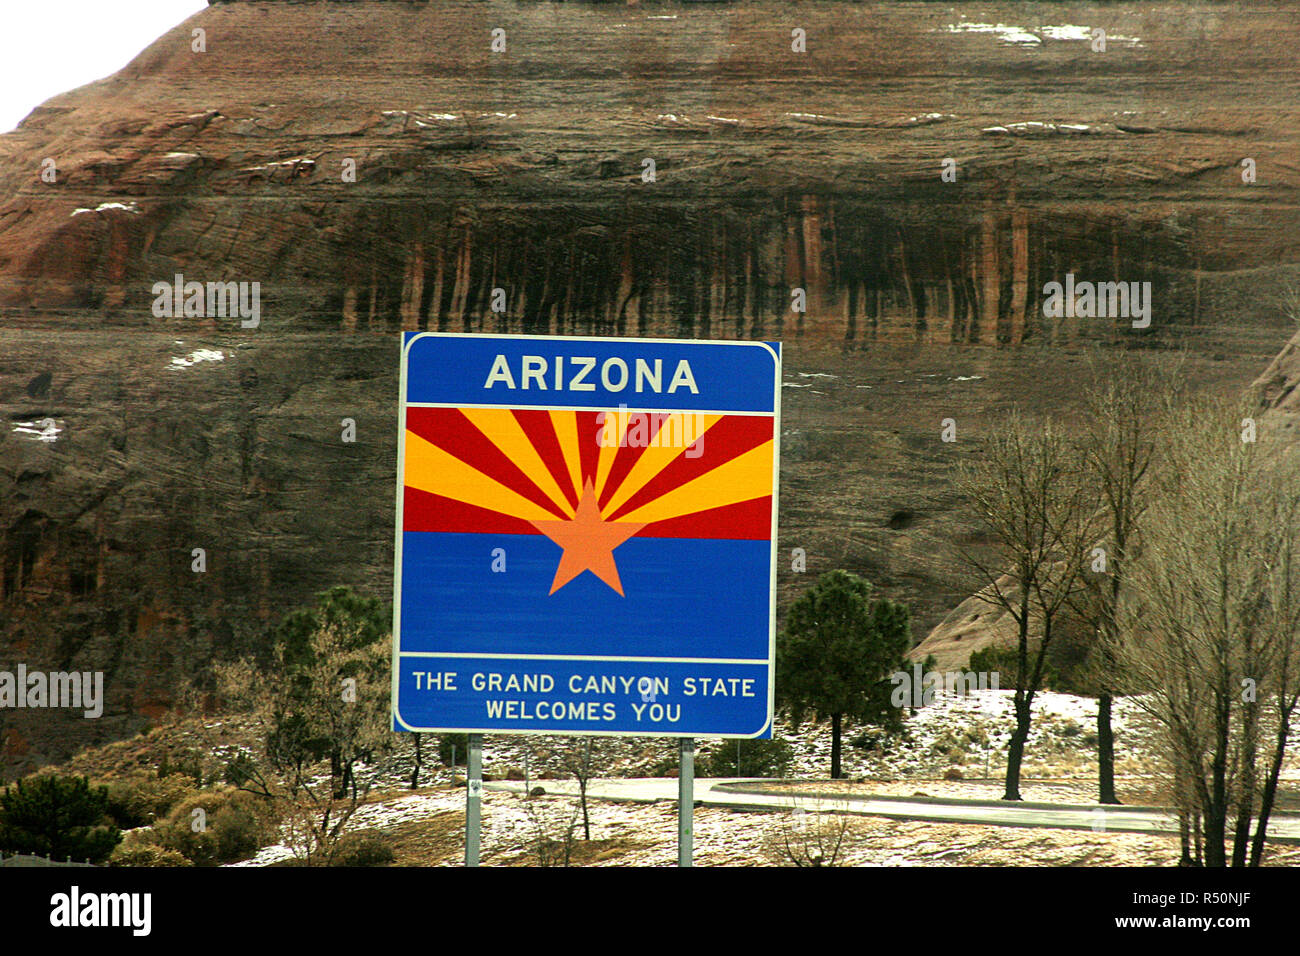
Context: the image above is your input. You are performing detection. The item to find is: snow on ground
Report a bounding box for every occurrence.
[903,113,955,125]
[350,689,1172,819]
[228,787,466,867]
[785,112,870,127]
[781,689,1165,782]
[347,689,1167,797]
[221,689,1300,866]
[231,783,1189,868]
[241,158,316,174]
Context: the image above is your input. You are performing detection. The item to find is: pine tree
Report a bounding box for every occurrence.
[778,570,911,778]
[0,774,121,863]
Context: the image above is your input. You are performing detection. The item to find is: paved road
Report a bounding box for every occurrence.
[485,778,1300,843]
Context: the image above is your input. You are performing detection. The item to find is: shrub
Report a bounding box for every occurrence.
[104,774,197,830]
[156,750,205,787]
[969,645,1062,690]
[702,737,794,777]
[212,797,269,863]
[647,753,679,777]
[109,840,193,867]
[969,639,1096,694]
[151,788,274,866]
[329,831,394,867]
[760,808,853,866]
[850,726,907,753]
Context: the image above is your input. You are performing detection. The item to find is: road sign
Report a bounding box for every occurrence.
[392,332,780,738]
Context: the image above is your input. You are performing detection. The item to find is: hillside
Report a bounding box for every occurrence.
[2,0,1299,775]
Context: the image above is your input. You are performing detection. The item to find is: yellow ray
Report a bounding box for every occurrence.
[461,408,574,518]
[549,408,586,501]
[601,413,723,517]
[618,440,774,524]
[404,431,561,522]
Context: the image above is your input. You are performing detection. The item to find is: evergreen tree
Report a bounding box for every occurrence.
[0,774,121,864]
[778,570,911,778]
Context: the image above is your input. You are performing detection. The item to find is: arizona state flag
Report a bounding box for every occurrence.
[393,334,780,738]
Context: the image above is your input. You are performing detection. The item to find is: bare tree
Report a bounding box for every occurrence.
[1115,394,1300,866]
[761,800,853,867]
[211,621,391,866]
[1249,476,1300,865]
[524,797,581,866]
[956,412,1098,800]
[1073,355,1180,803]
[543,736,620,841]
[409,733,423,790]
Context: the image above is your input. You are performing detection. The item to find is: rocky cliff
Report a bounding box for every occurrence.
[1,0,1298,776]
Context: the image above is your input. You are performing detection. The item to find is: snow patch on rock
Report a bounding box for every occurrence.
[11,418,63,443]
[168,348,226,370]
[71,202,141,217]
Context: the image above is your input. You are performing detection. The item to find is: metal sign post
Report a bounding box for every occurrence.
[678,737,694,867]
[466,733,483,866]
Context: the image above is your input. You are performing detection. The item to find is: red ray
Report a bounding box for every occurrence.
[596,412,675,511]
[605,415,774,521]
[403,486,542,535]
[637,496,773,540]
[512,409,580,511]
[406,407,570,519]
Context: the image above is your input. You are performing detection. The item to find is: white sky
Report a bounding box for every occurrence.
[0,0,207,133]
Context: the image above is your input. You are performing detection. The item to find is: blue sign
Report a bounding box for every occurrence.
[392,333,780,737]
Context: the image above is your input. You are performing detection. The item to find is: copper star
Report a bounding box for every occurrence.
[529,479,645,596]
